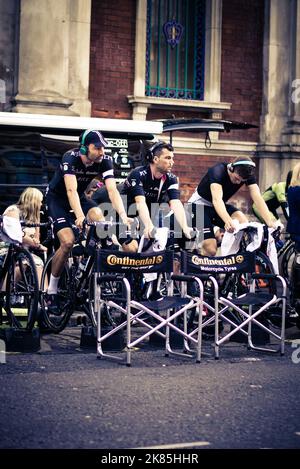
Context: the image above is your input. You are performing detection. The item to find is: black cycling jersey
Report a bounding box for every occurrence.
[196,162,256,202]
[48,148,114,198]
[120,164,180,208]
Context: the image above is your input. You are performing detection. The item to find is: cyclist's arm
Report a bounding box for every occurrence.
[3,206,44,250]
[249,183,276,227]
[169,199,192,237]
[104,178,131,224]
[211,183,236,231]
[134,195,154,237]
[274,182,289,221]
[64,174,85,225]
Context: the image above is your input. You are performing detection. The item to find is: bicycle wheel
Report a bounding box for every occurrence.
[4,246,39,330]
[40,253,74,333]
[280,240,295,286]
[90,274,127,327]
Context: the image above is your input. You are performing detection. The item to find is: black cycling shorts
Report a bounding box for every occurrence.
[190,203,239,240]
[46,192,98,234]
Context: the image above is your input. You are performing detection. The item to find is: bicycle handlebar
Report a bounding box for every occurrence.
[84,217,139,230]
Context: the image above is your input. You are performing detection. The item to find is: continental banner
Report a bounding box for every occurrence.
[182,251,255,274]
[96,249,174,273]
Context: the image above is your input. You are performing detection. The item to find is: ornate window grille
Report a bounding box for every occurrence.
[145,0,205,100]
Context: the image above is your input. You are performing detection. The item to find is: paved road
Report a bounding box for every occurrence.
[1,325,300,451]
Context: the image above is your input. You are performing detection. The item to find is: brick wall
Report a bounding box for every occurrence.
[221,0,264,142]
[89,0,135,119]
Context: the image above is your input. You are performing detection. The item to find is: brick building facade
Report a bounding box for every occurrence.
[1,0,300,209]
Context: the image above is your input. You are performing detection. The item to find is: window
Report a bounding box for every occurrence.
[145,0,205,100]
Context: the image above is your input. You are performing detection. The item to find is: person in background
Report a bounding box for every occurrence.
[188,156,278,256]
[287,163,300,252]
[1,187,47,285]
[252,171,292,223]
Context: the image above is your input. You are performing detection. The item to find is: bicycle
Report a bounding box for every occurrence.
[277,235,295,286]
[0,216,40,330]
[39,219,139,333]
[183,224,281,337]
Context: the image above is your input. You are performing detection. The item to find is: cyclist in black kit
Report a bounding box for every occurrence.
[93,141,194,252]
[45,129,131,313]
[188,156,278,256]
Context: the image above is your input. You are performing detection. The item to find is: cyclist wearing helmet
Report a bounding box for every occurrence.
[45,129,131,313]
[188,156,277,256]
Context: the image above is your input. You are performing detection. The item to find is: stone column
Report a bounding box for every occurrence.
[282,0,300,148]
[258,0,294,189]
[204,0,222,106]
[131,0,148,120]
[14,0,91,116]
[68,0,92,116]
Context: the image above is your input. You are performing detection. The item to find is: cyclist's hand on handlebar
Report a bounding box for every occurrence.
[144,223,155,238]
[120,215,135,227]
[75,215,85,230]
[270,219,284,231]
[183,226,196,240]
[224,218,238,233]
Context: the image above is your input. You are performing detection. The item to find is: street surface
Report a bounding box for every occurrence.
[1,324,300,452]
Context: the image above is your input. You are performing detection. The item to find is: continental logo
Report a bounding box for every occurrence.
[107,254,163,267]
[191,254,244,266]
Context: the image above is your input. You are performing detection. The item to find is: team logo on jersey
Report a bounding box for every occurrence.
[63,164,69,171]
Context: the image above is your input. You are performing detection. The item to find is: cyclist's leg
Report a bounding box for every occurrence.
[201,205,244,256]
[50,227,75,278]
[230,209,248,224]
[45,196,75,313]
[117,208,139,253]
[85,203,105,223]
[122,239,139,253]
[199,207,218,256]
[46,195,76,279]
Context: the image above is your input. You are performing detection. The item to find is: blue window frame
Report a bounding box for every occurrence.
[146,0,206,100]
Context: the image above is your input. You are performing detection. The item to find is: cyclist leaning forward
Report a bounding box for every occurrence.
[45,129,131,314]
[92,140,194,253]
[188,156,278,256]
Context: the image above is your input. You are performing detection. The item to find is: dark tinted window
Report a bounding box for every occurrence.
[0,128,147,213]
[0,129,43,213]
